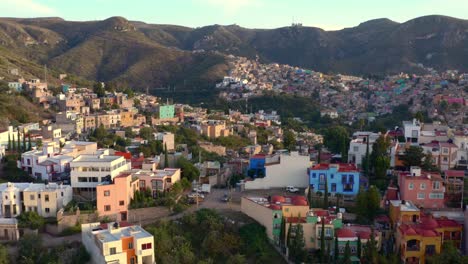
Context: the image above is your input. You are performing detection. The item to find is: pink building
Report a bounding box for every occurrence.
[134,168,181,197]
[96,173,139,221]
[398,167,445,209]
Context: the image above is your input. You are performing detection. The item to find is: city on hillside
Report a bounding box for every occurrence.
[0,2,467,264]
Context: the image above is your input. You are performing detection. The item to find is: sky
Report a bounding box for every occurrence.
[1,0,467,30]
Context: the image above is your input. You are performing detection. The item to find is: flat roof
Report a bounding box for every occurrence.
[72,154,123,163]
[94,224,153,243]
[389,200,419,212]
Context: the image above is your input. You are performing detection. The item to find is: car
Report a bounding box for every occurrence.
[188,192,205,199]
[286,186,300,193]
[221,193,231,202]
[188,196,204,204]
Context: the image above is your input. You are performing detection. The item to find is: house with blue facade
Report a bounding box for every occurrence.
[308,163,360,197]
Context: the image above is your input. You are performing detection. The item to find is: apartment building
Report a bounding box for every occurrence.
[96,173,139,221]
[398,167,445,209]
[133,168,181,196]
[308,163,360,198]
[420,141,458,170]
[347,131,380,167]
[0,182,72,218]
[70,150,131,197]
[241,195,344,248]
[201,120,231,138]
[154,132,175,151]
[82,222,155,264]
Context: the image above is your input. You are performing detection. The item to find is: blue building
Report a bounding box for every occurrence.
[308,163,360,196]
[248,154,266,178]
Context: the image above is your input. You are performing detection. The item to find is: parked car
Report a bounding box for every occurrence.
[188,192,205,199]
[286,186,299,193]
[188,196,204,204]
[221,193,231,202]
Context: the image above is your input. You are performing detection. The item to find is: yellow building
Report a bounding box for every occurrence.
[389,200,420,228]
[82,222,155,264]
[201,120,231,139]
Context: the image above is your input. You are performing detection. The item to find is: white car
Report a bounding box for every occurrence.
[188,193,205,199]
[286,186,299,193]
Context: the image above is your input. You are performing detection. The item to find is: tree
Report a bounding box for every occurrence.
[370,135,391,182]
[356,186,381,223]
[324,126,349,155]
[17,211,45,230]
[18,234,43,263]
[414,111,424,123]
[357,237,362,259]
[7,134,11,151]
[289,223,306,264]
[22,130,26,153]
[139,127,154,141]
[439,100,448,112]
[422,152,438,172]
[27,135,32,151]
[12,135,16,153]
[342,241,352,264]
[401,146,426,168]
[164,143,169,168]
[362,229,378,264]
[364,136,370,178]
[283,130,296,151]
[427,242,468,264]
[280,217,286,248]
[307,186,313,209]
[0,244,8,264]
[323,176,329,209]
[320,220,325,263]
[93,82,105,98]
[16,130,20,153]
[334,236,339,262]
[177,157,200,181]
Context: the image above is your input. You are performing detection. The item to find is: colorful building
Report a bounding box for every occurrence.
[241,195,343,248]
[156,105,175,119]
[82,222,155,264]
[335,225,382,262]
[398,167,445,209]
[308,163,360,197]
[96,173,139,221]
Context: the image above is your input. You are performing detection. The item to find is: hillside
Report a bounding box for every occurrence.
[0,15,467,92]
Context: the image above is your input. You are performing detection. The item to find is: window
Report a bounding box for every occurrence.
[433,181,440,190]
[142,243,152,250]
[45,195,49,202]
[325,228,332,238]
[34,172,42,178]
[128,242,133,249]
[442,148,449,154]
[341,175,347,183]
[4,196,7,200]
[408,183,414,190]
[119,200,124,206]
[429,193,444,199]
[90,177,98,182]
[45,208,50,213]
[339,246,345,254]
[139,181,146,188]
[349,175,354,183]
[331,183,337,192]
[353,146,359,152]
[110,247,116,255]
[104,205,111,211]
[420,183,426,190]
[312,173,316,178]
[319,174,326,183]
[442,157,448,162]
[78,177,88,182]
[38,194,41,199]
[104,191,110,197]
[61,192,63,197]
[30,194,35,200]
[330,174,334,179]
[351,246,356,253]
[417,193,425,199]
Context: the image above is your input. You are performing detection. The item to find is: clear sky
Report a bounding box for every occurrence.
[1,0,467,30]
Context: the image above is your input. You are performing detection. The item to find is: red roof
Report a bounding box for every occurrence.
[336,228,356,238]
[385,188,399,200]
[444,170,464,177]
[271,195,286,204]
[114,151,132,160]
[437,219,462,228]
[269,205,281,210]
[310,163,358,172]
[286,217,307,223]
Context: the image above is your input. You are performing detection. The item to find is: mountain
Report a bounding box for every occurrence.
[0,15,467,91]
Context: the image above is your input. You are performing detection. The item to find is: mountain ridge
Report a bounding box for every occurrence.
[0,15,467,91]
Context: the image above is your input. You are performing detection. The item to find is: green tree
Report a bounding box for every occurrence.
[280,217,286,248]
[439,100,448,112]
[362,229,378,264]
[17,211,45,230]
[286,222,292,248]
[307,186,313,209]
[414,111,424,123]
[124,87,134,98]
[27,135,32,151]
[93,82,105,98]
[283,130,296,151]
[422,152,438,172]
[177,157,200,181]
[356,186,381,223]
[342,241,352,264]
[7,134,11,151]
[427,241,468,264]
[22,130,26,153]
[16,130,20,152]
[334,236,339,262]
[401,146,426,168]
[0,244,9,264]
[139,127,154,141]
[324,126,349,155]
[12,135,16,153]
[164,143,169,168]
[320,220,325,263]
[18,234,43,264]
[364,136,370,178]
[226,254,246,264]
[323,176,329,209]
[289,223,306,264]
[357,237,362,259]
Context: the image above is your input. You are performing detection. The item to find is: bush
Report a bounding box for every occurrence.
[60,225,81,236]
[17,211,45,230]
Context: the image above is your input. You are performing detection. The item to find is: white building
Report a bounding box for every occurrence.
[0,182,72,218]
[70,150,130,196]
[402,119,421,144]
[245,152,311,189]
[82,222,155,264]
[347,131,380,167]
[452,131,468,168]
[154,132,175,151]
